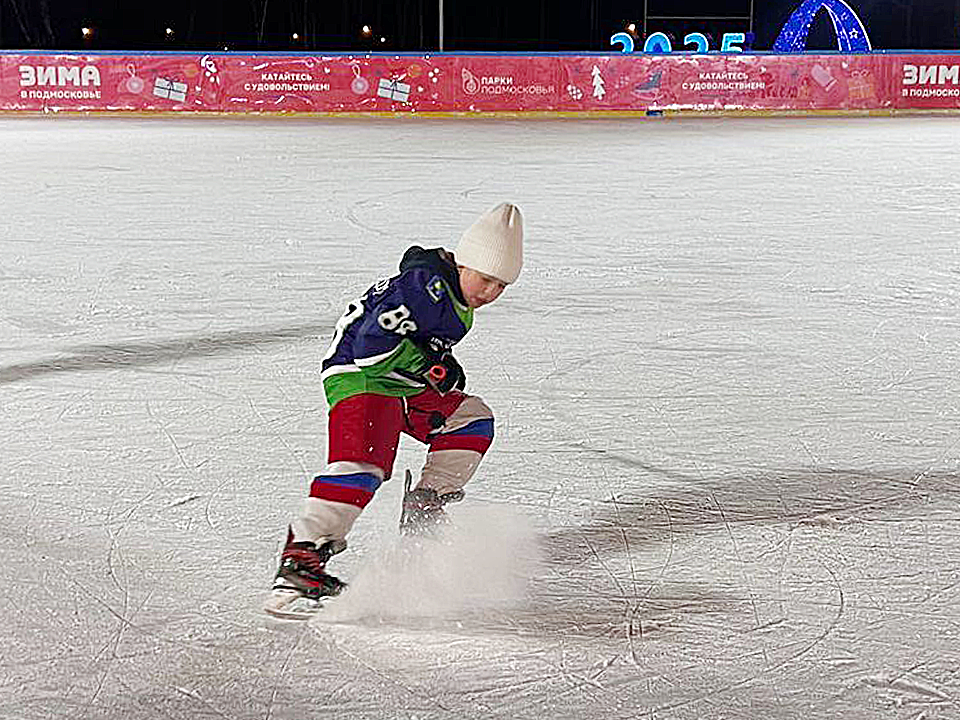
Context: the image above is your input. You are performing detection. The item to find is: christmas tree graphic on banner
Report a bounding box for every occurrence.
[592,66,606,100]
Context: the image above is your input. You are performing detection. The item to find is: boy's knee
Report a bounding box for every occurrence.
[429,395,494,456]
[449,395,493,430]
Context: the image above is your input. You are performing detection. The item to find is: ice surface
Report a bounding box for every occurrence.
[2,115,960,719]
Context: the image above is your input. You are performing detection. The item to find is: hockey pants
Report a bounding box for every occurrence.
[290,389,494,544]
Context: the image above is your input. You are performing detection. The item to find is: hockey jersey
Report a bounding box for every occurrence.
[321,246,474,408]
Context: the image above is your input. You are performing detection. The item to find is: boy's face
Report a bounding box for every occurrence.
[458,267,506,309]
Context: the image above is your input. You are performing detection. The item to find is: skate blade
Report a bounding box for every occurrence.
[264,589,329,620]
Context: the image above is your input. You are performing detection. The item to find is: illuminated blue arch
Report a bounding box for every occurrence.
[774,0,872,52]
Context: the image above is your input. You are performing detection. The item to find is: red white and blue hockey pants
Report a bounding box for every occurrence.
[290,389,494,544]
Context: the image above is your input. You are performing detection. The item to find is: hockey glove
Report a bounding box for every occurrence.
[395,338,466,394]
[422,352,465,394]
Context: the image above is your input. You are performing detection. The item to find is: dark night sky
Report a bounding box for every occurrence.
[1,0,959,52]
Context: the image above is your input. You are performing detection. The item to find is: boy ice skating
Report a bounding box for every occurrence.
[267,203,523,616]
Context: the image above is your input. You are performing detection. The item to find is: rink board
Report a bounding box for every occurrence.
[2,51,960,115]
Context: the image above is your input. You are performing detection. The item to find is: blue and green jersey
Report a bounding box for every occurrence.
[321,246,473,408]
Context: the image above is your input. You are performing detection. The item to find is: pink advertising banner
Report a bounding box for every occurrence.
[1,52,958,114]
[888,54,960,110]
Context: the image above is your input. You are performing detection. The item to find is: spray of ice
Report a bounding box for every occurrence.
[317,503,541,624]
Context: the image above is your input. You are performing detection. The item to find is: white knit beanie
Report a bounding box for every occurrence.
[455,203,524,285]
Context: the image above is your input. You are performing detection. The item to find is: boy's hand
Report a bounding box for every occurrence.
[423,352,465,394]
[392,350,465,394]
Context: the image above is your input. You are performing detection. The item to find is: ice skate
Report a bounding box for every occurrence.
[265,532,347,619]
[399,469,464,536]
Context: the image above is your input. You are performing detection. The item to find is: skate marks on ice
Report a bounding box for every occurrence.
[543,453,960,557]
[303,504,584,720]
[302,462,960,720]
[0,323,334,386]
[524,461,960,718]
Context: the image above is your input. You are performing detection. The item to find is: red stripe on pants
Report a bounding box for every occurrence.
[309,479,376,508]
[429,433,492,454]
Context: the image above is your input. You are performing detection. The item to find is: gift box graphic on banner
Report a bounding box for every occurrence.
[377,78,411,102]
[153,76,188,102]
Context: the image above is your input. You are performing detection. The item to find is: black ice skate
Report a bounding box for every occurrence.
[399,469,464,536]
[265,531,347,619]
